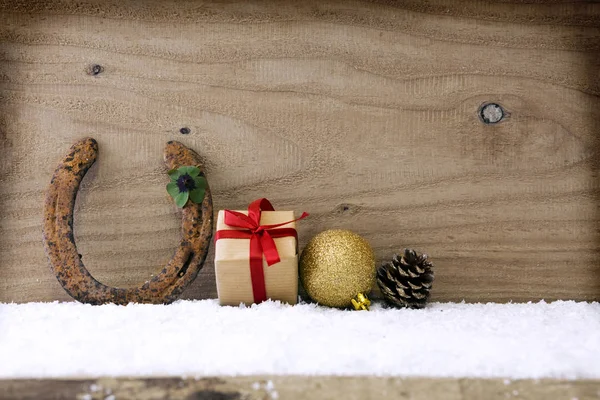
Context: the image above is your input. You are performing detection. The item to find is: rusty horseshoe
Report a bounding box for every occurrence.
[42,138,213,305]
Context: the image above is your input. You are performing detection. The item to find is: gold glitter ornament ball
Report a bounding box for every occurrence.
[300,229,376,308]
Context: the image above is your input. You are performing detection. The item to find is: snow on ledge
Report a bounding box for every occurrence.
[0,300,598,379]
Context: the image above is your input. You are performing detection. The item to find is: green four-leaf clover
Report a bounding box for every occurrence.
[166,166,207,208]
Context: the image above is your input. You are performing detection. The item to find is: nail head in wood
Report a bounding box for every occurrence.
[479,103,505,124]
[88,64,104,76]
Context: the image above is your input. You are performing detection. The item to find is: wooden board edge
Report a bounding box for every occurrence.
[0,376,599,400]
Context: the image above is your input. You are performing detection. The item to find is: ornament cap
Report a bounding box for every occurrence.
[351,292,371,311]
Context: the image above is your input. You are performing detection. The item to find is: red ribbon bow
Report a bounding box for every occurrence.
[215,198,308,303]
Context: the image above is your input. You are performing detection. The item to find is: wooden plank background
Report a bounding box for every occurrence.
[0,0,599,303]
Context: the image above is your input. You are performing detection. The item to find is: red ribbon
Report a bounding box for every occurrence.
[215,198,308,303]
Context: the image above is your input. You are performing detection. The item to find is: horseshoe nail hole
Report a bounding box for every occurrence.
[179,127,191,135]
[178,252,194,277]
[87,64,104,76]
[479,103,505,124]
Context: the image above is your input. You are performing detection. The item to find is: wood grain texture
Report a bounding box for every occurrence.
[1,377,600,400]
[0,0,599,303]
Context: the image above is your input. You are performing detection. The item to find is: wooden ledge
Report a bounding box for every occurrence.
[1,376,599,400]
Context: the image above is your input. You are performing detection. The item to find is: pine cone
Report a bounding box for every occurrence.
[376,249,434,309]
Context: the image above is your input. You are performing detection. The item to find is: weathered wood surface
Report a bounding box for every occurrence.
[0,0,599,303]
[1,377,600,400]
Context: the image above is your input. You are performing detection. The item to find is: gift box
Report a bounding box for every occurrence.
[214,198,307,306]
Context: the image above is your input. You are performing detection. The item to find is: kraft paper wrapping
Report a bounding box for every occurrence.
[215,210,298,306]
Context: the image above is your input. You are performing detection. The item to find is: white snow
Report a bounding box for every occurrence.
[0,299,598,379]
